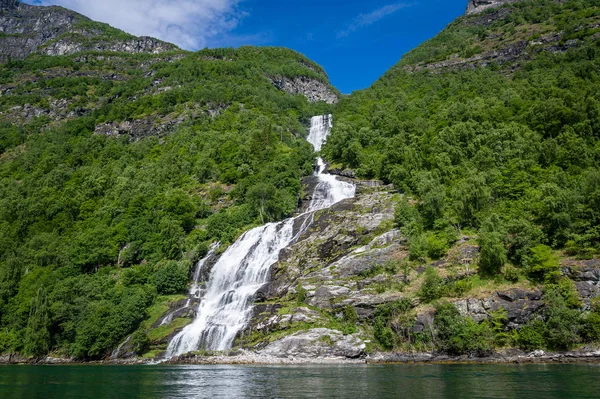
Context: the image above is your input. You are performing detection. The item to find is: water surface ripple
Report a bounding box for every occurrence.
[1,364,600,399]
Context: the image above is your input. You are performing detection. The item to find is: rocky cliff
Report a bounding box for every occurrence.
[0,1,176,63]
[1,0,18,10]
[269,76,339,104]
[400,0,594,74]
[152,176,600,362]
[466,0,519,15]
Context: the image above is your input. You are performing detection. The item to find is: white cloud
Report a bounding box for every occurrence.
[337,3,412,38]
[28,0,245,49]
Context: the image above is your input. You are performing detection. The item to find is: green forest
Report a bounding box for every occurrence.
[323,0,600,352]
[1,0,600,360]
[0,44,333,358]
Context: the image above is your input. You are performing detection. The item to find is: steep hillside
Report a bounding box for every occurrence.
[0,0,175,63]
[0,1,339,359]
[312,0,600,357]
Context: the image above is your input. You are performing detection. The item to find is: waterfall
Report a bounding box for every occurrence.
[159,243,220,327]
[165,115,355,357]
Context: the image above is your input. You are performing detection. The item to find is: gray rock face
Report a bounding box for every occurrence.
[94,113,191,141]
[466,0,518,15]
[453,289,544,327]
[0,2,177,63]
[43,36,174,57]
[265,186,398,300]
[563,258,600,306]
[252,306,325,335]
[0,0,18,10]
[259,328,365,359]
[269,76,338,104]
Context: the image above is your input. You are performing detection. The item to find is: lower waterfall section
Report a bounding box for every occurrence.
[166,220,295,355]
[165,115,355,358]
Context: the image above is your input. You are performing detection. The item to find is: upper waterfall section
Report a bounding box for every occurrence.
[306,115,332,152]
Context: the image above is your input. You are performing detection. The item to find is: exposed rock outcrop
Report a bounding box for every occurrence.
[0,1,177,63]
[269,76,338,104]
[0,0,18,10]
[453,289,544,327]
[259,328,366,359]
[562,258,600,307]
[466,0,518,15]
[94,113,192,141]
[404,31,584,74]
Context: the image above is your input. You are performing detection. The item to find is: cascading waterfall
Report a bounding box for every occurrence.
[159,243,220,326]
[165,115,355,357]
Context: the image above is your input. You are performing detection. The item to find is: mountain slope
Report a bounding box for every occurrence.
[0,1,339,359]
[314,0,600,355]
[0,0,175,63]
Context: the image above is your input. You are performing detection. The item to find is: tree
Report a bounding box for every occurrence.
[526,244,560,283]
[478,215,507,276]
[24,287,51,357]
[154,260,190,295]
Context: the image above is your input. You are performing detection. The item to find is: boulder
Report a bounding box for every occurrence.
[453,289,544,327]
[259,328,365,359]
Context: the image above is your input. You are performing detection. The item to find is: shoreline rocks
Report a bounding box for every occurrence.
[3,348,600,366]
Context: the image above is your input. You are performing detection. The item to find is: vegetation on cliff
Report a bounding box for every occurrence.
[320,0,600,354]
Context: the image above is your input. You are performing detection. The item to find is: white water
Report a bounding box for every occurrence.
[165,115,355,357]
[160,243,220,327]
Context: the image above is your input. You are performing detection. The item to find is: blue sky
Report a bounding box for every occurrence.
[24,0,468,93]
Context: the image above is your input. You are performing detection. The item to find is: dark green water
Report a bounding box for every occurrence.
[1,364,599,399]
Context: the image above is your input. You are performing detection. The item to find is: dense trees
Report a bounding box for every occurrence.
[330,0,600,355]
[0,45,331,358]
[326,0,600,266]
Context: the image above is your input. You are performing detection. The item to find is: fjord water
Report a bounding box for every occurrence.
[166,115,355,356]
[2,364,600,399]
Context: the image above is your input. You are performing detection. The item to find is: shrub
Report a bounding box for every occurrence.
[373,299,413,349]
[478,231,507,276]
[526,245,561,283]
[395,198,423,237]
[130,330,150,355]
[517,321,547,351]
[418,267,445,303]
[153,260,190,295]
[502,265,521,283]
[433,302,494,356]
[426,233,449,260]
[582,312,600,341]
[543,288,582,350]
[409,234,429,262]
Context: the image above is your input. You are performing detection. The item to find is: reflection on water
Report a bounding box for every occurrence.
[1,364,600,399]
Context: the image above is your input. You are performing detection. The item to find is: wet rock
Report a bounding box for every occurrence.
[328,168,356,178]
[259,328,366,359]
